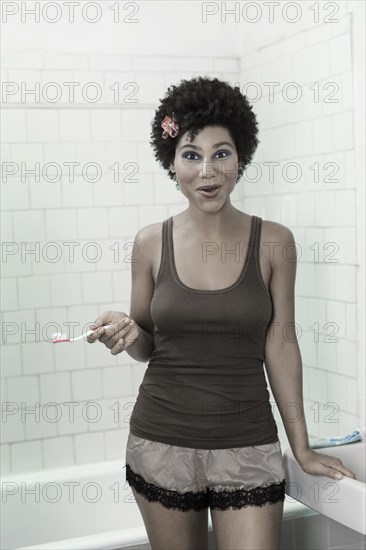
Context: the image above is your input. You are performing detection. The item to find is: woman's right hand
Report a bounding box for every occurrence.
[87,311,140,355]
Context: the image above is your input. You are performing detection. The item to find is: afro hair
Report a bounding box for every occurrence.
[150,76,259,183]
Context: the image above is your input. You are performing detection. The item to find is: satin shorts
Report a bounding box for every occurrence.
[124,432,286,512]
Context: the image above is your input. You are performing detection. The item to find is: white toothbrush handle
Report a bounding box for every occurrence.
[71,323,114,342]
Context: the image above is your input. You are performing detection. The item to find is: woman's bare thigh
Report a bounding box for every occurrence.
[210,499,284,550]
[131,487,209,550]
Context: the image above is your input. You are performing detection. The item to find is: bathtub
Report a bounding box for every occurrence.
[1,457,309,550]
[1,459,155,550]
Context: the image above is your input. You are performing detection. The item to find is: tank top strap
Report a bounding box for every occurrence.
[243,214,260,267]
[153,218,170,289]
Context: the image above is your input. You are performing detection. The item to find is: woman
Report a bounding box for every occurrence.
[88,77,356,550]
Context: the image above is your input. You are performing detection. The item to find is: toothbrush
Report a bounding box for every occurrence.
[52,324,115,343]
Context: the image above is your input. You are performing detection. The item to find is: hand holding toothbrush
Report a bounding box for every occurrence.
[87,311,140,355]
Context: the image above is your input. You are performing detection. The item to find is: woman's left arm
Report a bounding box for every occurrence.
[263,223,356,481]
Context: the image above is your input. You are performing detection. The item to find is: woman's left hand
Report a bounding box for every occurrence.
[296,448,357,480]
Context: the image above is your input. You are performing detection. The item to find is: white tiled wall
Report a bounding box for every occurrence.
[0,52,239,475]
[1,2,364,481]
[236,5,364,449]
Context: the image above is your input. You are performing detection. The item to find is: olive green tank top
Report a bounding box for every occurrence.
[129,215,279,449]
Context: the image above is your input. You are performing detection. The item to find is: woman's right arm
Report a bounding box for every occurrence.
[122,226,155,363]
[87,226,156,362]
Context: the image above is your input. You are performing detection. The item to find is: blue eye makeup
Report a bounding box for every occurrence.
[182,150,231,160]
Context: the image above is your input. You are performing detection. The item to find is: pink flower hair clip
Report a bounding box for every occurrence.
[161,112,179,139]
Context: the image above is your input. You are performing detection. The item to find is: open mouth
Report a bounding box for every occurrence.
[197,186,221,198]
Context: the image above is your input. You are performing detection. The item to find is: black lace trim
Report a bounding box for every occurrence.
[208,478,286,511]
[124,464,286,512]
[124,464,208,512]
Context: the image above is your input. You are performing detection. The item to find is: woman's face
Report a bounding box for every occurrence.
[169,125,239,205]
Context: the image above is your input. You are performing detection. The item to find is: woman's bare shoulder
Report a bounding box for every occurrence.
[261,218,294,240]
[135,222,164,244]
[261,218,296,266]
[133,222,164,266]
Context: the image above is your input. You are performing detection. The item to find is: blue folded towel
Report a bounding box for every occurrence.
[310,429,362,449]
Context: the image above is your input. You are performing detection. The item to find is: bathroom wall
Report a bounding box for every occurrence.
[235,0,365,449]
[1,0,364,475]
[0,57,240,474]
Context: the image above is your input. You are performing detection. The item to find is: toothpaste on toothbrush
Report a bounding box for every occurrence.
[310,429,362,449]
